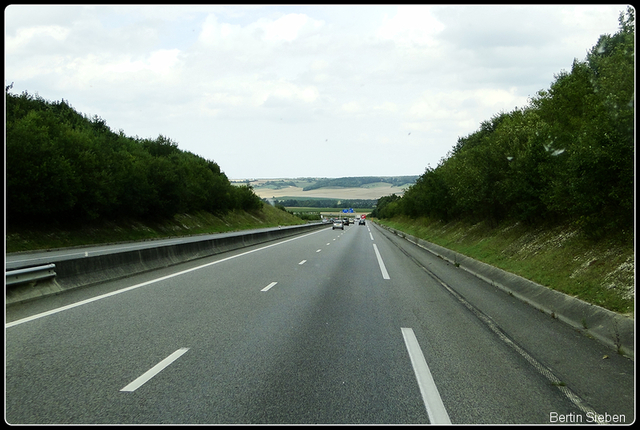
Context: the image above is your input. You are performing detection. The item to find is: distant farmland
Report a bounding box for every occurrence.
[252,185,407,200]
[240,176,416,200]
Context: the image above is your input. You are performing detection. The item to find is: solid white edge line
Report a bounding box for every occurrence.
[261,281,278,292]
[6,228,328,328]
[401,328,452,424]
[120,347,190,392]
[372,243,390,279]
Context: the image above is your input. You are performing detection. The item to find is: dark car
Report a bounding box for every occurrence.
[359,218,365,225]
[343,218,350,226]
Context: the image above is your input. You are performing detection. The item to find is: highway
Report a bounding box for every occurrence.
[5,222,634,424]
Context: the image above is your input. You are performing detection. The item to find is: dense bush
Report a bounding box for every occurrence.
[6,92,263,225]
[378,8,634,239]
[370,194,402,219]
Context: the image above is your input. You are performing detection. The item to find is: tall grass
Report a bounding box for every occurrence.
[375,216,634,315]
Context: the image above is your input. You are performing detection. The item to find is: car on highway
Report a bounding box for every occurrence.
[359,218,365,225]
[332,220,344,230]
[343,218,350,226]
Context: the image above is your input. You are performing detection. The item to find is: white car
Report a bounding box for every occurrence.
[332,220,344,230]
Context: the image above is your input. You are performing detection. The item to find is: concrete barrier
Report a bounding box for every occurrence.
[6,223,328,306]
[377,223,634,359]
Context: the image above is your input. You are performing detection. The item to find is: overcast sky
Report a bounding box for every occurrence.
[4,4,628,179]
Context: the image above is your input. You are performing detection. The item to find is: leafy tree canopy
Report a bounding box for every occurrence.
[6,91,263,226]
[377,7,634,239]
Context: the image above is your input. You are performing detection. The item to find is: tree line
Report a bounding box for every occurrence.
[373,8,634,239]
[6,91,263,226]
[273,198,377,209]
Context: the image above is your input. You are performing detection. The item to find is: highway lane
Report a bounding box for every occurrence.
[5,222,634,424]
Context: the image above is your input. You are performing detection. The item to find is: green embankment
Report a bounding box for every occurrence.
[6,204,305,253]
[375,216,634,316]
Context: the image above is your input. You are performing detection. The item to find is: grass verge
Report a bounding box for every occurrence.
[375,216,634,316]
[6,203,305,253]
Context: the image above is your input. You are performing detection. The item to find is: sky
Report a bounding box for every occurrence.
[4,4,629,179]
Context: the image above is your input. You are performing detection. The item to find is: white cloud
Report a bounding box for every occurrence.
[5,25,70,54]
[147,49,181,75]
[373,102,398,113]
[377,5,444,46]
[261,81,320,106]
[197,12,324,49]
[405,87,527,135]
[341,101,362,114]
[198,14,234,46]
[4,4,628,178]
[260,13,311,42]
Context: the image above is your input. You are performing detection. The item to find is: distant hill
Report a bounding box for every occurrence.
[301,176,418,191]
[236,176,418,201]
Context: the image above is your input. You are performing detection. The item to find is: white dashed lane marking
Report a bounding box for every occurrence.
[120,348,190,392]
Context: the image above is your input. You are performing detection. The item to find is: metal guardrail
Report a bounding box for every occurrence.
[5,264,56,286]
[5,223,328,305]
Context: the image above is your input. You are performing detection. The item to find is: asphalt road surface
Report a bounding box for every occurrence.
[5,222,635,424]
